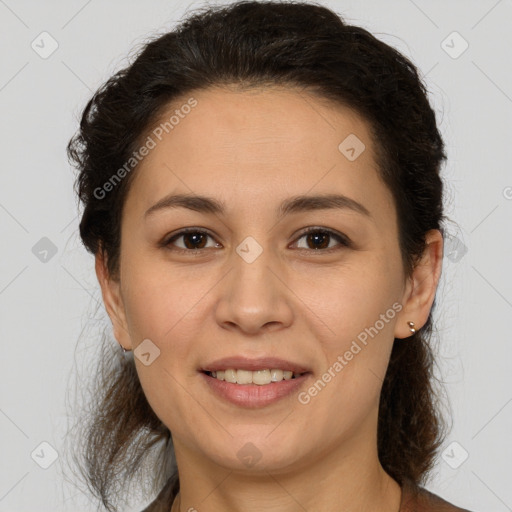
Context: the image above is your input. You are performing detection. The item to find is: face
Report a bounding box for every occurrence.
[98,86,442,475]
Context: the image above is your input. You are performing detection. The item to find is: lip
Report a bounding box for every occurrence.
[200,356,311,374]
[200,371,311,408]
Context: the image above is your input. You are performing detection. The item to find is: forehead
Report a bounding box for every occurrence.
[126,86,395,224]
[152,85,373,161]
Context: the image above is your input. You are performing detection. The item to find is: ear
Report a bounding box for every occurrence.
[394,229,444,339]
[95,249,132,350]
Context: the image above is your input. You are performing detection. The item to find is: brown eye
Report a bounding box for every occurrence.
[163,229,220,251]
[179,232,208,249]
[292,228,350,252]
[161,227,350,254]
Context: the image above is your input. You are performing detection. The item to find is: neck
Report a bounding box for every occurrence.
[171,418,402,512]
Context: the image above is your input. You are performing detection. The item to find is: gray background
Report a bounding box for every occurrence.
[0,0,511,510]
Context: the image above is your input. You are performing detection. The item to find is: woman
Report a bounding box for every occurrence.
[66,1,474,511]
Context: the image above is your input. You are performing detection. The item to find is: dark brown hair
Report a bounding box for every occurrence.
[66,1,449,510]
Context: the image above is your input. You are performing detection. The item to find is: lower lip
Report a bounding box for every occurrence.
[200,372,311,408]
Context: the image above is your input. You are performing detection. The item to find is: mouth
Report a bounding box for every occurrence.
[200,368,312,408]
[202,369,309,385]
[198,356,312,407]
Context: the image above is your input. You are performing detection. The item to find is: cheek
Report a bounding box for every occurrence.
[291,256,398,344]
[292,258,399,407]
[120,253,210,344]
[121,262,212,432]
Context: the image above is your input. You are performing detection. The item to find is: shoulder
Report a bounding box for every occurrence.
[400,479,475,512]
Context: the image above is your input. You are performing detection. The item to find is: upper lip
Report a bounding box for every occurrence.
[201,356,311,374]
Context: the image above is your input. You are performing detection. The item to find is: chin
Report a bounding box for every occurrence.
[199,433,311,474]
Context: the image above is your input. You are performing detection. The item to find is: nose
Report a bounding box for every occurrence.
[214,244,294,335]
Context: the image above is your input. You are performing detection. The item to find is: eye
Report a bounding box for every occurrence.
[162,228,220,252]
[160,226,351,254]
[291,227,350,252]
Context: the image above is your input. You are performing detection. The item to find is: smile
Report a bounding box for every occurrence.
[204,368,307,385]
[201,370,311,408]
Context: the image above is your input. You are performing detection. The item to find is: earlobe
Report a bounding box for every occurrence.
[394,229,444,339]
[94,250,132,350]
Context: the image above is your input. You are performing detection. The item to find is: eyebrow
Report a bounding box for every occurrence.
[144,193,372,220]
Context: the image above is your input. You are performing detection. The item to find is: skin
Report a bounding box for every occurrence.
[96,85,443,512]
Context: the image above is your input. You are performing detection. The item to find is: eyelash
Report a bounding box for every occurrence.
[160,227,351,255]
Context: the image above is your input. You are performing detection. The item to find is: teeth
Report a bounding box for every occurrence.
[270,369,283,382]
[237,369,253,385]
[207,369,302,385]
[253,369,271,385]
[224,369,237,383]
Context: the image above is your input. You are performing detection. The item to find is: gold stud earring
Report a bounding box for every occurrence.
[407,321,416,334]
